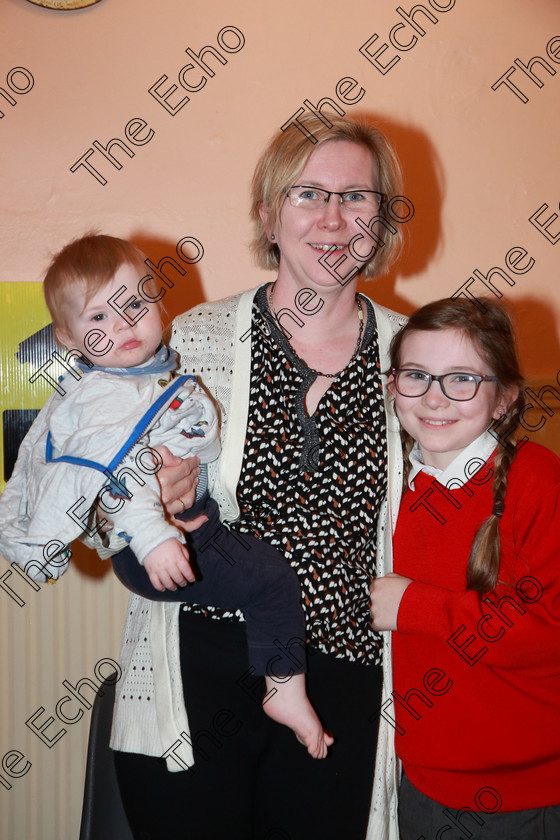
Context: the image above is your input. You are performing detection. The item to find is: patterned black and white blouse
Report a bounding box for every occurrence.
[184,285,388,665]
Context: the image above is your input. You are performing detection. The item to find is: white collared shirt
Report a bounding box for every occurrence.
[408,431,498,490]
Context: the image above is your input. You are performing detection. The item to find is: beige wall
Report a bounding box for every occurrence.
[1,0,559,837]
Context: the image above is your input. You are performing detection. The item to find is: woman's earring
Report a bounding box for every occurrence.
[271,234,275,241]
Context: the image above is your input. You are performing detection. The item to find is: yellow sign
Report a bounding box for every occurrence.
[0,283,54,490]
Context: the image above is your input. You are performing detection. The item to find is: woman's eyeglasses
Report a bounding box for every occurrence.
[286,186,386,212]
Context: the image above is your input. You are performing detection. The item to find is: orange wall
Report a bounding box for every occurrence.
[2,0,559,401]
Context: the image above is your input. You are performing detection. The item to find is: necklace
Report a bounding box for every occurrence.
[266,285,364,379]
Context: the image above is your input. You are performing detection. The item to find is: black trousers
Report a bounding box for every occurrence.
[111,494,305,675]
[114,612,382,840]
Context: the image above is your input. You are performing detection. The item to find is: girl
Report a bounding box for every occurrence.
[370,297,560,840]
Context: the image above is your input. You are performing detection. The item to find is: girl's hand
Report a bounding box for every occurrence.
[153,446,200,518]
[370,573,413,632]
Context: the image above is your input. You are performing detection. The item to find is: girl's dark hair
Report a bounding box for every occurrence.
[389,297,526,594]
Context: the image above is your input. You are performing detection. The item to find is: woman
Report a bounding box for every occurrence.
[106,114,407,840]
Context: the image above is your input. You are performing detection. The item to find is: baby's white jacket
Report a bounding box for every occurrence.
[0,354,220,581]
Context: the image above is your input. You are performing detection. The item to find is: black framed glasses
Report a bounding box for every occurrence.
[391,369,498,401]
[286,185,386,212]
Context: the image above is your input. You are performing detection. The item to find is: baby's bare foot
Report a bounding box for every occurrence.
[263,677,334,759]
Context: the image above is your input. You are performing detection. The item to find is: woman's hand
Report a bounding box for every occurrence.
[153,445,200,516]
[94,447,206,536]
[153,447,209,533]
[370,572,413,632]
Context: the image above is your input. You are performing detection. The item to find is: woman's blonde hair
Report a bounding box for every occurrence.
[389,297,526,594]
[250,113,404,278]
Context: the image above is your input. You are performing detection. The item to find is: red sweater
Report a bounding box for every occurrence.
[392,442,560,811]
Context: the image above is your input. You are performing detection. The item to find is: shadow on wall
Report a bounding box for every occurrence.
[507,295,560,456]
[355,112,445,316]
[130,233,207,330]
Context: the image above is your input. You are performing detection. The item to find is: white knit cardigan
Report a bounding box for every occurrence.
[107,286,405,840]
